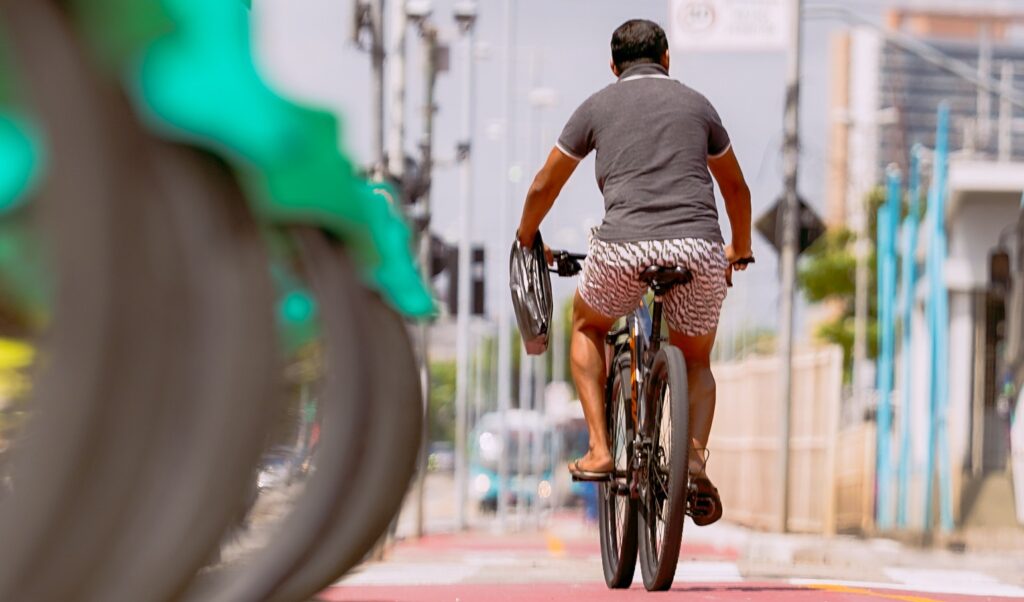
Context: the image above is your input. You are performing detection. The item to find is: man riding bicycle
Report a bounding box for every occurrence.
[516,19,752,527]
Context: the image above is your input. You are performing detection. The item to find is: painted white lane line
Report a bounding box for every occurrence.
[337,562,477,586]
[885,568,1024,598]
[792,576,1024,599]
[632,561,743,585]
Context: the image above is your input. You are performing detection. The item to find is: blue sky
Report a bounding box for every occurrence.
[251,0,932,341]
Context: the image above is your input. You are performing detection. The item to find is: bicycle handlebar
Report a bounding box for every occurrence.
[548,250,586,278]
[726,256,755,287]
[549,249,755,286]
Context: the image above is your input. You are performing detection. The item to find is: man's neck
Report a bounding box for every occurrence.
[617,63,670,82]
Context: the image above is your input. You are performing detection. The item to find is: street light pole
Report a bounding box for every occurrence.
[453,1,478,532]
[413,15,439,539]
[777,0,803,534]
[387,0,408,179]
[370,0,387,176]
[496,0,517,533]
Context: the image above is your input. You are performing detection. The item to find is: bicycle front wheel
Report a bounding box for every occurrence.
[598,355,637,588]
[638,346,690,592]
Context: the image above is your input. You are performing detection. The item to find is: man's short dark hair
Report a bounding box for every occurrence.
[611,20,668,72]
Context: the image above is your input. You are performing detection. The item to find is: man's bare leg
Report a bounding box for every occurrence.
[668,329,718,476]
[568,292,617,473]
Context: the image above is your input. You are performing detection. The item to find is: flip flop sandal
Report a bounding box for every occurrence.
[568,460,613,482]
[689,474,723,526]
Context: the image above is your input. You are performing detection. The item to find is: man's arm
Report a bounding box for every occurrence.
[516,147,580,247]
[708,147,753,267]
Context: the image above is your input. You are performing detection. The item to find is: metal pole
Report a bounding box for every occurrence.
[876,166,901,530]
[387,0,408,178]
[896,145,921,529]
[496,0,517,532]
[977,27,992,149]
[414,22,439,539]
[551,303,565,383]
[924,104,953,533]
[473,324,485,444]
[999,61,1014,162]
[777,0,803,534]
[454,9,477,532]
[533,354,546,522]
[516,353,530,529]
[370,0,387,175]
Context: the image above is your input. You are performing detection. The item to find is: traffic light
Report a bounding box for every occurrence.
[445,245,486,317]
[428,234,485,317]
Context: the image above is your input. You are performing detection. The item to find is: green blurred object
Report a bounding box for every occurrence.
[269,247,320,353]
[135,0,434,317]
[0,208,48,332]
[281,291,316,326]
[65,0,175,72]
[0,114,42,215]
[0,0,434,319]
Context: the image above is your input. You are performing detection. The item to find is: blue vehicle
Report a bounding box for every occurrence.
[470,410,553,511]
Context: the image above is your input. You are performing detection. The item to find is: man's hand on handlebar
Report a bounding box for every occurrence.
[549,250,586,277]
[724,243,755,288]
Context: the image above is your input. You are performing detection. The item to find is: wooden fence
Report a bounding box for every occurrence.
[708,346,872,534]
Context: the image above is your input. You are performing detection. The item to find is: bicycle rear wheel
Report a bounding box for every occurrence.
[638,346,689,592]
[598,355,637,589]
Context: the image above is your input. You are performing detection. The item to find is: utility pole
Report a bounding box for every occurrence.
[413,14,439,539]
[496,0,517,532]
[370,0,387,175]
[387,0,408,179]
[453,0,478,532]
[777,0,803,534]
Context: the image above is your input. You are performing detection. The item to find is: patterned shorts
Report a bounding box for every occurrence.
[578,231,728,337]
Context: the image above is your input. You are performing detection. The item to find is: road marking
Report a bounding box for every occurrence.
[793,577,1024,599]
[808,584,949,602]
[632,561,743,585]
[338,562,476,586]
[884,568,1024,598]
[545,533,567,558]
[463,553,525,566]
[676,561,744,583]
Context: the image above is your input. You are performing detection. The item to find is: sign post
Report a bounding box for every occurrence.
[670,0,789,52]
[668,0,801,534]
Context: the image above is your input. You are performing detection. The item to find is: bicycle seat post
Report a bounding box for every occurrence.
[639,266,693,355]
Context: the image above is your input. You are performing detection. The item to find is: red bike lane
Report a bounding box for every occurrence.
[317,582,1003,602]
[315,525,1019,602]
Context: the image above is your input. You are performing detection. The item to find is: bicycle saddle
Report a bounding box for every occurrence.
[640,266,693,293]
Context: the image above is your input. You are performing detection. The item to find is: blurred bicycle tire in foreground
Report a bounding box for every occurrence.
[0,1,428,600]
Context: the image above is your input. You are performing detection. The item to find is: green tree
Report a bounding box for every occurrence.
[429,360,456,443]
[798,188,885,381]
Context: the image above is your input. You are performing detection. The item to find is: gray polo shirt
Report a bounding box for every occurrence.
[557,63,731,244]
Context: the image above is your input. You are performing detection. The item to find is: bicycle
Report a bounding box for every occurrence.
[0,2,427,600]
[551,249,752,592]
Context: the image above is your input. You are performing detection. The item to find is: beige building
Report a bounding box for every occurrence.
[827,8,1024,228]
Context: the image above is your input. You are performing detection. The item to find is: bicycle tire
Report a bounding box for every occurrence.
[80,143,280,602]
[180,227,372,602]
[638,345,689,592]
[0,4,273,599]
[263,280,422,602]
[598,354,638,589]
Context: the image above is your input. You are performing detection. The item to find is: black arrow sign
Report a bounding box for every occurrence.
[755,196,827,256]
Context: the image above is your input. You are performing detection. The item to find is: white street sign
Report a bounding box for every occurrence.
[669,0,790,52]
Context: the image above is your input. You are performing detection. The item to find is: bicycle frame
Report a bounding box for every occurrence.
[609,291,670,500]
